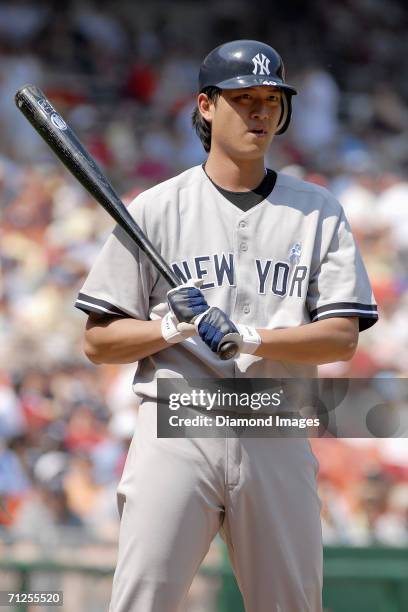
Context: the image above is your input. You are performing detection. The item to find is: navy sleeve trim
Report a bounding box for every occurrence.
[310,302,378,332]
[75,293,130,317]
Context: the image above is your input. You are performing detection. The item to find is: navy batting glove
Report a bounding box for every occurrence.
[195,307,242,353]
[167,280,209,324]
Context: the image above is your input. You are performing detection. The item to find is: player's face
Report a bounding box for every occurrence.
[203,86,282,159]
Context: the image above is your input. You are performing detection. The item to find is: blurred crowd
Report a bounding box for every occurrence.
[1,0,408,552]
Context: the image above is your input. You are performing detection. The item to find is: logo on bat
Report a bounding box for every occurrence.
[38,98,55,116]
[51,113,67,130]
[37,98,67,130]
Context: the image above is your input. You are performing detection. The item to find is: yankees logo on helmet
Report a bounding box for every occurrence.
[197,40,297,135]
[252,53,270,75]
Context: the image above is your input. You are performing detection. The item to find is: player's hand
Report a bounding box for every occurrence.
[161,310,196,344]
[166,279,209,324]
[193,307,241,353]
[162,279,208,345]
[194,309,262,355]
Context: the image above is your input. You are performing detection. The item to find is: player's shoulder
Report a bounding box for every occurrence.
[131,166,203,208]
[275,171,343,215]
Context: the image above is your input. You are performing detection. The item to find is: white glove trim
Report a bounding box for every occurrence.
[236,324,261,355]
[161,311,195,344]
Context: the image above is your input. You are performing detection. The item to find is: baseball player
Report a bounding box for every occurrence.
[76,40,378,612]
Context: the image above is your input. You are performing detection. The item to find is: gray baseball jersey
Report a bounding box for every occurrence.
[76,164,377,395]
[76,164,377,612]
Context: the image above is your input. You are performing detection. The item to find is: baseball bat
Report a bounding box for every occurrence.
[15,84,239,360]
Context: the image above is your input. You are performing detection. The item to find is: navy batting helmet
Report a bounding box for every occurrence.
[198,40,297,135]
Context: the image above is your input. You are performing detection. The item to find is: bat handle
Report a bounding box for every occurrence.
[218,340,240,361]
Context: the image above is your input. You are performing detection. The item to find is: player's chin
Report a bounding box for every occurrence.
[238,140,271,158]
[244,132,274,152]
[226,134,273,159]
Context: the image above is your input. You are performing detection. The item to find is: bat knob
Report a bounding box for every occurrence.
[218,341,239,361]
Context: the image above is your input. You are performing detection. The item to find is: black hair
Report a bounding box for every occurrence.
[191,86,221,153]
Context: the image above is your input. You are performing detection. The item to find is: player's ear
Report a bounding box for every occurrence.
[197,93,214,123]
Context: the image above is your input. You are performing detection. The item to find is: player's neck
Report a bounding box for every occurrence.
[204,154,266,192]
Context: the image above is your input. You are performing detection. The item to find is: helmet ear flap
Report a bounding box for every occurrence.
[275,92,291,135]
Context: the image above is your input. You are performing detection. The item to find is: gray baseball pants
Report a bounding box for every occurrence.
[109,402,323,612]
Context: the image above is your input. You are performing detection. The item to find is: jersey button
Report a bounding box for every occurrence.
[240,243,248,251]
[243,304,250,314]
[239,221,247,228]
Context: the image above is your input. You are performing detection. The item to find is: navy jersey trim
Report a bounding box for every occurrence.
[310,302,378,332]
[75,293,130,317]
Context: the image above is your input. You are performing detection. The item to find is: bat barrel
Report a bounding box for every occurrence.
[15,85,180,288]
[15,85,239,360]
